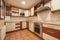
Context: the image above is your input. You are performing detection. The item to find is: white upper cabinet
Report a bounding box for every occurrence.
[24,10,30,17]
[30,7,34,16]
[51,0,60,11]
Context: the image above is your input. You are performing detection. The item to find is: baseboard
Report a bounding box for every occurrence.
[6,30,20,33]
[6,28,27,33]
[28,29,44,40]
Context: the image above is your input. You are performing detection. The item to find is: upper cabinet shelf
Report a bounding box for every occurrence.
[12,11,19,13]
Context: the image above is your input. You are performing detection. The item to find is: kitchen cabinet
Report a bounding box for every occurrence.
[6,22,20,32]
[29,22,34,32]
[30,7,35,16]
[6,6,11,16]
[51,0,60,11]
[22,21,27,29]
[0,26,6,40]
[43,33,59,40]
[6,22,12,32]
[5,16,11,22]
[11,22,17,31]
[11,7,19,16]
[42,27,60,40]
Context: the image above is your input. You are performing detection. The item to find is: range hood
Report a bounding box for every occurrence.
[35,6,51,13]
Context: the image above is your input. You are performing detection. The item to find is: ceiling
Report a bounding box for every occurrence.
[4,0,41,9]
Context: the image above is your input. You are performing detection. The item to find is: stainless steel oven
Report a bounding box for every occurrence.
[34,23,42,37]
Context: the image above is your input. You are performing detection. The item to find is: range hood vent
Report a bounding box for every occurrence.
[35,6,51,13]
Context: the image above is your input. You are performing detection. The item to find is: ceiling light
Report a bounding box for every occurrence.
[21,1,26,5]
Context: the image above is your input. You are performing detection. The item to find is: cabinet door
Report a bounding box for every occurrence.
[22,22,27,29]
[29,22,34,32]
[6,23,12,32]
[11,22,16,31]
[51,0,60,11]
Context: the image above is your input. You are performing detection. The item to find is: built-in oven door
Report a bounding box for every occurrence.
[34,23,43,37]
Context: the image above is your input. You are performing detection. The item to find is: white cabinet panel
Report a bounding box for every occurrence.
[51,0,60,11]
[22,22,27,29]
[6,22,20,32]
[11,23,16,31]
[0,26,6,40]
[29,22,34,32]
[6,23,12,32]
[5,16,11,22]
[43,33,59,40]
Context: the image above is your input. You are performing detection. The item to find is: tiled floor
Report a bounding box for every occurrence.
[5,29,43,40]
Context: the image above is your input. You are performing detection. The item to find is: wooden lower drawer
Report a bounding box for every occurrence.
[43,33,59,40]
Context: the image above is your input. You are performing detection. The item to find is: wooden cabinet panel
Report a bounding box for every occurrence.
[26,21,29,29]
[42,27,60,39]
[43,33,59,40]
[29,22,34,32]
[20,22,22,30]
[6,6,11,16]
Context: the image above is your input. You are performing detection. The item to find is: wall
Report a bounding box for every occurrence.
[38,10,60,21]
[51,12,60,20]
